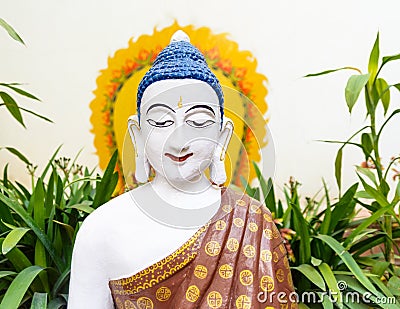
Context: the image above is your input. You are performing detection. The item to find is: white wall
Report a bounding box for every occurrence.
[1,0,399,199]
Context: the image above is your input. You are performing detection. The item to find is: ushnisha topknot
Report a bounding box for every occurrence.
[136,30,224,123]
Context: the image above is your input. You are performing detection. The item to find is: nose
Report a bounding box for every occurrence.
[166,125,190,154]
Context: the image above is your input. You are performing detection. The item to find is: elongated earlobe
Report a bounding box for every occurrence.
[128,115,150,183]
[209,119,234,186]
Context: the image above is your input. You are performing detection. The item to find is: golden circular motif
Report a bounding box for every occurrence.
[115,297,123,309]
[156,286,171,302]
[233,218,244,227]
[239,269,253,286]
[226,238,239,252]
[205,241,221,256]
[236,199,246,207]
[261,249,273,262]
[279,243,286,254]
[265,307,275,309]
[207,291,223,308]
[283,256,290,269]
[260,275,275,292]
[276,268,285,283]
[137,297,153,309]
[249,204,261,214]
[273,251,279,263]
[194,264,208,279]
[235,295,252,309]
[263,213,272,222]
[243,244,256,258]
[215,220,226,231]
[124,299,137,309]
[263,229,273,239]
[218,264,234,279]
[222,204,233,213]
[272,226,280,238]
[248,222,258,232]
[186,285,200,303]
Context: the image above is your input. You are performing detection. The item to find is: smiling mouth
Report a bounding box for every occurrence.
[165,152,193,162]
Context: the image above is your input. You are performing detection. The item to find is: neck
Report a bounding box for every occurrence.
[150,173,221,209]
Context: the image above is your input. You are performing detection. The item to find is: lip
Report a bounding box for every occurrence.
[165,152,193,162]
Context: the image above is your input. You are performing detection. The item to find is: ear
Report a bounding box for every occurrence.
[127,115,150,183]
[218,117,234,161]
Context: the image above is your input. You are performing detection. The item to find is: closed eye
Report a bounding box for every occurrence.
[147,119,174,128]
[186,119,215,128]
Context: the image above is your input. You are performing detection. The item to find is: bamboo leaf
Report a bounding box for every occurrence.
[375,78,390,114]
[345,74,370,113]
[382,53,400,67]
[0,91,25,127]
[355,166,377,186]
[0,266,44,308]
[292,264,325,290]
[360,133,373,158]
[0,18,25,45]
[0,83,40,101]
[317,235,380,296]
[19,106,53,123]
[3,147,31,165]
[368,33,380,85]
[330,183,358,232]
[335,148,343,193]
[2,227,30,255]
[304,67,362,77]
[357,175,390,207]
[377,109,400,139]
[30,292,47,309]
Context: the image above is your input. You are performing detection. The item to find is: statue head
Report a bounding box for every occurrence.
[128,31,233,187]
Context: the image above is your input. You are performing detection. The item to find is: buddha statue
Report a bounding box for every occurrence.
[68,30,296,308]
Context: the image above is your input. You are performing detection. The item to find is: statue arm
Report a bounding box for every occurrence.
[68,214,114,308]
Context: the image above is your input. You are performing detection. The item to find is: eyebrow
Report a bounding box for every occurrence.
[146,103,176,115]
[185,104,215,115]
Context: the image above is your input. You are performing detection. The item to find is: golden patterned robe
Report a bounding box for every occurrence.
[109,187,297,308]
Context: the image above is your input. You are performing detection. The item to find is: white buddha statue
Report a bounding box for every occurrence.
[68,31,296,309]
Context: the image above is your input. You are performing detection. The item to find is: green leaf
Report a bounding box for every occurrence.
[343,202,393,248]
[0,186,65,272]
[304,67,362,77]
[318,263,341,305]
[0,91,25,127]
[291,202,311,264]
[382,53,400,67]
[92,150,119,208]
[335,148,343,193]
[66,203,94,214]
[320,179,331,235]
[2,227,30,255]
[345,74,370,113]
[375,78,390,114]
[368,33,380,85]
[378,109,400,139]
[19,106,53,123]
[0,83,40,101]
[0,18,25,45]
[330,183,358,232]
[360,133,373,158]
[30,292,48,309]
[3,147,31,165]
[358,175,390,207]
[292,264,326,290]
[316,235,378,296]
[0,271,17,279]
[0,266,44,308]
[356,166,377,186]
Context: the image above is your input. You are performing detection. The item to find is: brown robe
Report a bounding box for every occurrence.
[109,187,297,308]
